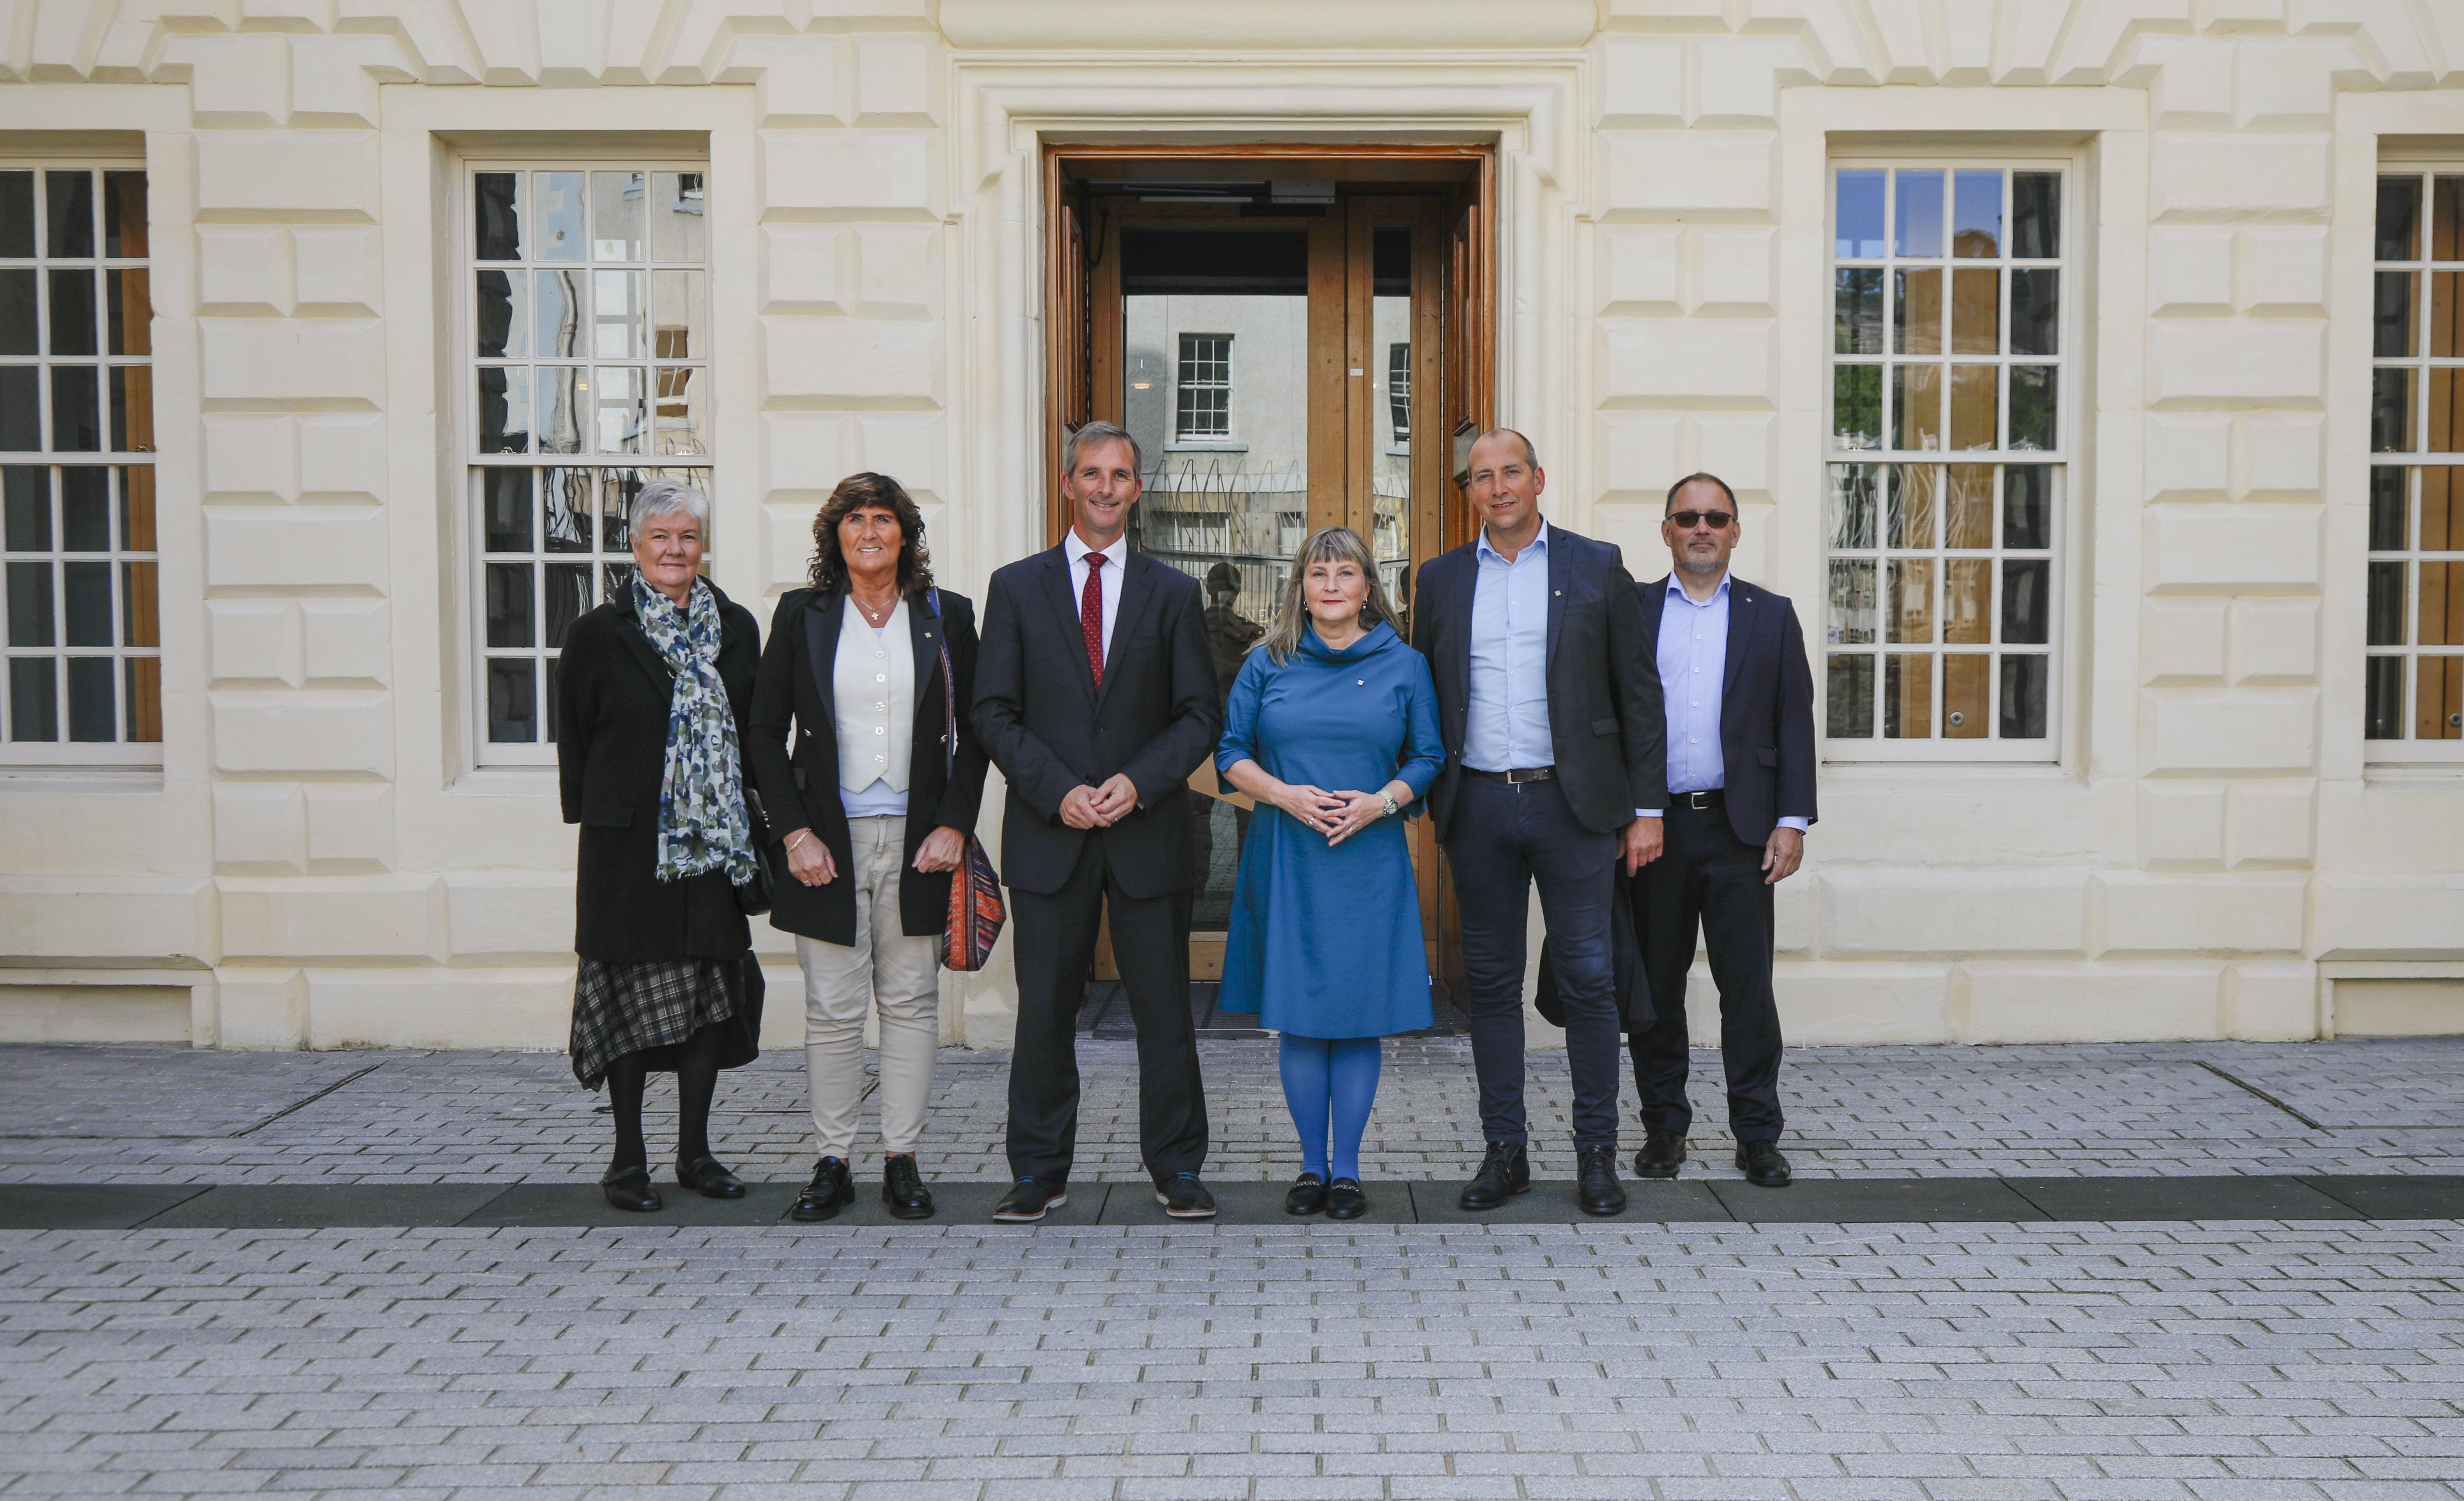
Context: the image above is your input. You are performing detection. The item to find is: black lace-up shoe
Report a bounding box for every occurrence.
[1633,1129,1687,1180]
[1156,1172,1216,1218]
[790,1157,853,1222]
[1457,1141,1531,1211]
[992,1177,1067,1222]
[1736,1140,1792,1188]
[881,1155,934,1220]
[1575,1145,1627,1216]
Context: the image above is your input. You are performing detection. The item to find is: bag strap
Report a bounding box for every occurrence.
[929,587,957,782]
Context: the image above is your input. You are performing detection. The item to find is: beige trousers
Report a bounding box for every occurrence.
[797,815,940,1157]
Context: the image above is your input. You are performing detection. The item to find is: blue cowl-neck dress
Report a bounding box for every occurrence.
[1216,621,1444,1039]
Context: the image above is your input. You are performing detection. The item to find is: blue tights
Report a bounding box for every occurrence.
[1277,1035,1382,1183]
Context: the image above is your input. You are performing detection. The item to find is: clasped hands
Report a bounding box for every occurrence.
[1268,782,1396,847]
[1058,773,1140,831]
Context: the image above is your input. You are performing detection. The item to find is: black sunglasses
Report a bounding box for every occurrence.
[1667,509,1735,529]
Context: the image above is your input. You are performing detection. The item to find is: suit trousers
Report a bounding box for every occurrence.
[1627,801,1786,1142]
[796,815,941,1159]
[1445,774,1623,1150]
[1006,833,1209,1183]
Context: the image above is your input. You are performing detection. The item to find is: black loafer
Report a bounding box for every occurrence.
[1457,1141,1531,1211]
[790,1157,853,1222]
[1155,1173,1216,1219]
[676,1154,746,1200]
[1284,1173,1328,1216]
[1575,1145,1627,1216]
[1325,1178,1367,1221]
[993,1177,1067,1222]
[1736,1141,1792,1188]
[601,1165,662,1213]
[1633,1129,1687,1180]
[882,1155,935,1220]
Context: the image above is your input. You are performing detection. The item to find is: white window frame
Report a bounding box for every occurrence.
[2364,162,2464,765]
[1174,331,1233,442]
[0,160,159,768]
[460,157,714,769]
[1821,153,2078,764]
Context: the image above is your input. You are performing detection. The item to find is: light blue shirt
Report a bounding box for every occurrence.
[1463,522,1554,773]
[1653,572,1807,832]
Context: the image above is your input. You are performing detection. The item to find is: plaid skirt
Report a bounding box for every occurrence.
[569,956,739,1090]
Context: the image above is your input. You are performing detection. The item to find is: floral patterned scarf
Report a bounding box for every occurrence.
[632,574,757,887]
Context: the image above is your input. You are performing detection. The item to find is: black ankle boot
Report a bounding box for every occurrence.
[1457,1141,1531,1211]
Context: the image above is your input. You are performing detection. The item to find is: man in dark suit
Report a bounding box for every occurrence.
[1413,429,1665,1217]
[971,421,1222,1222]
[1628,471,1817,1189]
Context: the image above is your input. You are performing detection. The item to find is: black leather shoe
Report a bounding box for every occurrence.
[992,1177,1067,1222]
[676,1154,746,1199]
[1633,1129,1687,1180]
[1457,1141,1531,1211]
[1156,1172,1216,1219]
[601,1165,662,1213]
[790,1157,853,1222]
[1575,1145,1627,1216]
[1736,1140,1793,1188]
[1325,1178,1367,1221]
[1284,1173,1328,1216]
[881,1155,934,1220]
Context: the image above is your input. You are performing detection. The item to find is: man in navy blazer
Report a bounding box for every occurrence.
[1412,429,1666,1217]
[1628,472,1817,1189]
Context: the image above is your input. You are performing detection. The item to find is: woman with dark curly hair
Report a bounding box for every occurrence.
[744,472,989,1222]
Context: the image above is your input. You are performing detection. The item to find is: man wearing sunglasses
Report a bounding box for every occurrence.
[1628,473,1816,1189]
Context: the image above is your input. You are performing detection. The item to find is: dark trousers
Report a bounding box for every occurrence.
[1445,774,1623,1150]
[1006,834,1209,1184]
[1627,802,1786,1142]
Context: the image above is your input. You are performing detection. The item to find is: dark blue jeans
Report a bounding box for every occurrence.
[1444,775,1623,1150]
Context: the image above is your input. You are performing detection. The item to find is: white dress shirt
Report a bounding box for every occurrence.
[1062,527,1128,663]
[1647,571,1808,833]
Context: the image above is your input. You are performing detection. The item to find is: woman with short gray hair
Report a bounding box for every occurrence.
[555,476,767,1213]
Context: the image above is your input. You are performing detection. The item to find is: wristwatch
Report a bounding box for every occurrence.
[1379,792,1399,819]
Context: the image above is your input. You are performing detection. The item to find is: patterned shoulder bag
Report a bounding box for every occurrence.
[928,588,1006,970]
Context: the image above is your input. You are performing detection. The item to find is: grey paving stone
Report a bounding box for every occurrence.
[0,1184,207,1229]
[1706,1175,2047,1222]
[2302,1176,2464,1219]
[141,1184,507,1229]
[1406,1178,1735,1223]
[455,1182,801,1227]
[2009,1177,2362,1222]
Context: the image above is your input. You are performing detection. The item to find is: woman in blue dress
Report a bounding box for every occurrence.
[1217,525,1443,1220]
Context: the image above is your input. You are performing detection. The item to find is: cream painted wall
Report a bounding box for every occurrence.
[0,1,2459,1051]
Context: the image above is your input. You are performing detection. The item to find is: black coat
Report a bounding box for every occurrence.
[744,586,990,947]
[1411,523,1667,843]
[1637,574,1819,843]
[970,544,1220,899]
[555,580,762,964]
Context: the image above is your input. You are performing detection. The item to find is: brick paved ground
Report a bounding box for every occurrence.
[2,1219,2461,1501]
[5,1039,2463,1500]
[2,1037,2461,1186]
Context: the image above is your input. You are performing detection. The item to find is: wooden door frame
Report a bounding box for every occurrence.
[1042,143,1495,993]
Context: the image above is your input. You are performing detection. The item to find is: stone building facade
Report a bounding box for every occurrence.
[1,0,2459,1051]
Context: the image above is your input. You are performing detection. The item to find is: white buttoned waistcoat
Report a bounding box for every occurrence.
[832,595,914,798]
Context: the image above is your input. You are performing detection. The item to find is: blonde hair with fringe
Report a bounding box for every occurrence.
[1259,526,1402,666]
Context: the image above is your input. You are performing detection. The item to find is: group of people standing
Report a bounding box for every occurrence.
[554,421,1816,1222]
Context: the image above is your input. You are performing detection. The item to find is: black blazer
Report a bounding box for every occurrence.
[555,580,761,964]
[1637,573,1818,845]
[1411,522,1666,843]
[743,586,990,948]
[970,543,1220,899]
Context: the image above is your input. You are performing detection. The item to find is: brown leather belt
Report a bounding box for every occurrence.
[1463,766,1555,784]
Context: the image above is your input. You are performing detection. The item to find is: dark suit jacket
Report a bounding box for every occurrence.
[1411,522,1666,843]
[970,543,1220,898]
[555,580,761,964]
[744,585,991,948]
[1638,573,1818,845]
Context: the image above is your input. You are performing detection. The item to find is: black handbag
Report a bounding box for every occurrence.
[734,787,777,917]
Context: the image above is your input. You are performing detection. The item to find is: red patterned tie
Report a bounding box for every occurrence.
[1079,552,1106,688]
